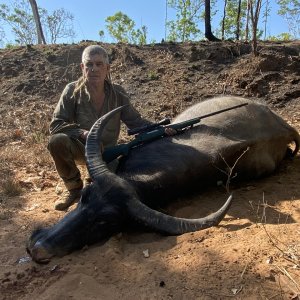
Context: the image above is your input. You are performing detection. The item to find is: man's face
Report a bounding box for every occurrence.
[81,54,110,84]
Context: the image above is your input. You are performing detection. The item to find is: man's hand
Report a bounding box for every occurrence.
[80,130,89,141]
[164,127,177,136]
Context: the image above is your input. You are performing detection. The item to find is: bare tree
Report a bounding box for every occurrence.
[204,0,220,41]
[46,8,75,43]
[28,0,46,44]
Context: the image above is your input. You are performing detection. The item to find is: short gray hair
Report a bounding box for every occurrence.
[82,45,109,64]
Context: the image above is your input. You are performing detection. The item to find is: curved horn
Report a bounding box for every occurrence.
[127,194,233,235]
[85,106,124,181]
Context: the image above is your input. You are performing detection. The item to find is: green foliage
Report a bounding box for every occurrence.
[220,0,248,39]
[166,0,203,42]
[217,0,266,41]
[4,43,18,49]
[0,0,75,45]
[147,70,159,80]
[105,11,134,43]
[0,1,36,44]
[105,11,147,45]
[268,32,293,41]
[133,25,147,45]
[98,30,105,41]
[277,0,300,38]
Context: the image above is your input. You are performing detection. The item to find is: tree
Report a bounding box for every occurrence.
[0,0,75,45]
[220,0,248,40]
[221,0,228,40]
[133,25,147,45]
[0,0,37,44]
[166,0,203,42]
[204,0,220,41]
[45,8,75,43]
[28,0,46,44]
[262,0,271,39]
[165,0,168,40]
[277,0,300,39]
[0,27,5,47]
[236,0,242,40]
[105,11,147,44]
[244,0,250,40]
[105,12,135,43]
[249,0,263,55]
[98,30,105,41]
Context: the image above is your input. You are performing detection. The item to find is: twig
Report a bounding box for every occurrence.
[240,263,248,279]
[261,192,267,224]
[215,147,250,193]
[262,224,299,266]
[276,265,300,292]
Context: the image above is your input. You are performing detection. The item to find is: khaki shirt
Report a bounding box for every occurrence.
[50,81,151,148]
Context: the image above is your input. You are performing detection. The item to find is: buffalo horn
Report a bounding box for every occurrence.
[85,106,124,181]
[126,195,232,234]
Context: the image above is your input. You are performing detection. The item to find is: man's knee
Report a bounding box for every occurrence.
[48,133,71,154]
[48,133,85,164]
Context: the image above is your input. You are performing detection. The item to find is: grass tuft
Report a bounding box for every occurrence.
[1,178,23,197]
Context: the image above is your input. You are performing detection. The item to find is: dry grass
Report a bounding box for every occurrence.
[0,177,23,197]
[256,195,300,299]
[0,132,53,201]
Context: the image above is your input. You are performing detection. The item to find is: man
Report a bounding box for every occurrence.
[49,45,174,211]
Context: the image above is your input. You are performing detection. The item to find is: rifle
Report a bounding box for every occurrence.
[102,102,248,163]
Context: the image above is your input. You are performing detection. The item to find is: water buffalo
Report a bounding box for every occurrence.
[27,96,299,263]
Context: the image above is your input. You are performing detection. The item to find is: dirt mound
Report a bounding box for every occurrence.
[0,40,300,299]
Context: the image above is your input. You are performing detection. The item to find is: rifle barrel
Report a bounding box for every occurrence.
[193,102,248,120]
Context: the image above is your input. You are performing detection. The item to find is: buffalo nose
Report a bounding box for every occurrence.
[30,241,53,263]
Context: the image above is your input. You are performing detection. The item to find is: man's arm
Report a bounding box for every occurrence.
[113,85,153,129]
[49,84,85,139]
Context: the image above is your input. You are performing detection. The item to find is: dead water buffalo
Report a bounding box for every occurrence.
[27,96,299,263]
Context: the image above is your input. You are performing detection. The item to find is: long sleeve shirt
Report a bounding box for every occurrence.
[50,80,152,148]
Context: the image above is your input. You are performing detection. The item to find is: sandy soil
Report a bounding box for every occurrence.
[0,40,300,299]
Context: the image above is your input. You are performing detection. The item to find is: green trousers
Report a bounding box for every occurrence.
[48,133,119,190]
[48,133,86,190]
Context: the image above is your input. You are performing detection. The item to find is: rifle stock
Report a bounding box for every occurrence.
[103,127,166,163]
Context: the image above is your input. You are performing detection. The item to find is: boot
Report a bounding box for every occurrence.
[54,187,82,211]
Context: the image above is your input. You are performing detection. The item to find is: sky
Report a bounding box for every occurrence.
[0,0,290,45]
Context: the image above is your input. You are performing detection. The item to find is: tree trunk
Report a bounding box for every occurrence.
[249,0,262,56]
[263,0,269,40]
[236,0,242,40]
[165,0,168,41]
[28,0,46,44]
[245,0,250,41]
[221,0,228,40]
[204,0,220,41]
